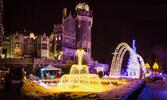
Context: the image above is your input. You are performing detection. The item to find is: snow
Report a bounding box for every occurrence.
[21,80,53,97]
[21,79,145,99]
[97,80,144,100]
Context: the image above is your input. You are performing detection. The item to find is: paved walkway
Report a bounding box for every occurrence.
[147,81,167,100]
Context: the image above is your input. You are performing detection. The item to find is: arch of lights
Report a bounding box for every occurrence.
[109,42,146,78]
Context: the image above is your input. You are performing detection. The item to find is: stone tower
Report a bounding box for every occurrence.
[53,11,76,61]
[37,33,49,59]
[0,0,4,58]
[75,3,93,61]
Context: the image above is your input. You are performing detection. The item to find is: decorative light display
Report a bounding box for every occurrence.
[110,41,146,79]
[75,3,89,11]
[145,63,151,69]
[126,40,140,78]
[57,49,102,92]
[153,62,159,69]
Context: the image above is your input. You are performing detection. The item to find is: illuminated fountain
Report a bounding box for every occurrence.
[57,49,102,92]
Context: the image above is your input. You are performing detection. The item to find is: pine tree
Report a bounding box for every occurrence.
[127,40,140,77]
[153,62,159,69]
[145,63,151,69]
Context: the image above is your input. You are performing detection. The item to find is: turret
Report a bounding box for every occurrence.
[75,3,93,61]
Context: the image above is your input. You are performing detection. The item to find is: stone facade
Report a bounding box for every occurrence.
[37,33,49,59]
[51,3,93,62]
[52,12,77,61]
[75,3,93,61]
[0,2,109,76]
[2,31,37,58]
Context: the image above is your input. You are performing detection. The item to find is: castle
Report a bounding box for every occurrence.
[0,2,109,78]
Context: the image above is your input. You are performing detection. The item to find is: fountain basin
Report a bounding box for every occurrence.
[58,74,102,92]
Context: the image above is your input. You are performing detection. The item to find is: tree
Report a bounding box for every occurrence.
[127,40,140,77]
[145,63,151,69]
[153,62,159,69]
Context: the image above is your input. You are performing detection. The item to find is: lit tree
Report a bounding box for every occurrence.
[145,63,151,69]
[152,62,159,74]
[153,62,159,69]
[126,40,140,77]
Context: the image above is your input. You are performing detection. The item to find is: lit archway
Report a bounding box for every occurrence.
[136,54,146,77]
[109,42,146,78]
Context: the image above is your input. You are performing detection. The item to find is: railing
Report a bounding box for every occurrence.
[0,58,62,65]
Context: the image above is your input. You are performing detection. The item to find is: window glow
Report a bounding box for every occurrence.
[30,33,34,38]
[59,36,61,40]
[66,37,69,42]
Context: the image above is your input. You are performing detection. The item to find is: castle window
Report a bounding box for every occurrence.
[88,48,90,53]
[59,35,61,40]
[73,39,75,43]
[15,36,19,39]
[83,35,86,40]
[83,48,87,52]
[42,43,47,50]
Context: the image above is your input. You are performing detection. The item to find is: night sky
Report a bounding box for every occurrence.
[3,0,167,65]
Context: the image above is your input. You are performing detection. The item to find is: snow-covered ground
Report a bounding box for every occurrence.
[97,80,144,99]
[20,79,145,99]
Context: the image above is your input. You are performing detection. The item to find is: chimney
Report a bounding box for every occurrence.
[62,8,67,18]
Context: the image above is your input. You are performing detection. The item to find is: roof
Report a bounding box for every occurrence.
[41,64,61,71]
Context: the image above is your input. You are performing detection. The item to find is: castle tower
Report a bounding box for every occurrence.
[75,3,93,61]
[0,0,4,58]
[37,33,49,59]
[52,10,76,61]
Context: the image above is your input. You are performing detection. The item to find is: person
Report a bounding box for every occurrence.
[4,73,12,90]
[46,72,48,79]
[1,77,5,86]
[55,71,58,78]
[48,72,50,79]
